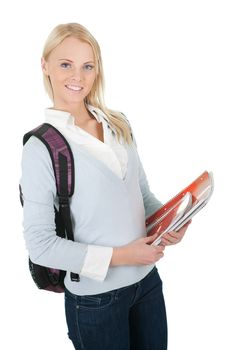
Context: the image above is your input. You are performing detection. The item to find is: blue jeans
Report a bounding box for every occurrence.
[64,267,167,350]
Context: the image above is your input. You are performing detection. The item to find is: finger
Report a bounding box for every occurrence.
[167,228,186,240]
[156,245,165,251]
[161,237,173,246]
[162,233,180,244]
[163,232,178,240]
[144,234,161,245]
[144,235,157,244]
[164,231,178,238]
[167,231,184,240]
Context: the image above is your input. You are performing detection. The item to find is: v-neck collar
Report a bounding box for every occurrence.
[71,141,132,185]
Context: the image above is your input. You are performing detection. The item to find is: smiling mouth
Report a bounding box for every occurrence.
[65,84,83,91]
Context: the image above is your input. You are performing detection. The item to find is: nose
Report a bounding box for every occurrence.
[70,68,83,82]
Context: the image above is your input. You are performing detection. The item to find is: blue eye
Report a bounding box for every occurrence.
[60,62,71,69]
[84,64,94,70]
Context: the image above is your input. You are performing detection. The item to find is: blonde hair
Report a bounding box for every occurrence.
[42,22,133,144]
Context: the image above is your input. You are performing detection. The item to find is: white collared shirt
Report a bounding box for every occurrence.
[45,104,128,179]
[44,104,128,281]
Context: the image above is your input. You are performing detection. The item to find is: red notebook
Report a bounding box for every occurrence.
[146,171,214,245]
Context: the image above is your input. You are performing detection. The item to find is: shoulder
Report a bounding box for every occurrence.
[23,135,50,157]
[22,134,53,173]
[20,133,56,196]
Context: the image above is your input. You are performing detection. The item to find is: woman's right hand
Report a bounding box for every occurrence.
[110,235,165,266]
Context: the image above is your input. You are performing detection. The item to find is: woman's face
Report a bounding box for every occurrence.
[41,36,97,108]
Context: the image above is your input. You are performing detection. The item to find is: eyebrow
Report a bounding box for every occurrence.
[58,59,95,64]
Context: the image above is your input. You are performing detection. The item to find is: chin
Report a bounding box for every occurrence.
[65,93,86,102]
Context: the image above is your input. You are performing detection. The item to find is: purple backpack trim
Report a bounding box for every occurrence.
[23,123,74,197]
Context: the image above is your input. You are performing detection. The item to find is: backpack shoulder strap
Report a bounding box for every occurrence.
[22,123,79,282]
[23,123,75,198]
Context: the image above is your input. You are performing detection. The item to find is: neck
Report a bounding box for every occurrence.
[53,100,92,123]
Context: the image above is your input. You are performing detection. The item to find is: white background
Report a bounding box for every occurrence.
[1,0,232,349]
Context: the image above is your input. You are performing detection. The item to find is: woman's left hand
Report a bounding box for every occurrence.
[160,220,191,246]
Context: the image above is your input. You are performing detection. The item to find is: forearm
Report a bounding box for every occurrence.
[110,246,129,266]
[110,236,165,267]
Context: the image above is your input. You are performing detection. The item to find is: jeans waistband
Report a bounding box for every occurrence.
[65,266,158,300]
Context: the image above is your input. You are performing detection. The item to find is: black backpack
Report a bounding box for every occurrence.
[20,123,79,293]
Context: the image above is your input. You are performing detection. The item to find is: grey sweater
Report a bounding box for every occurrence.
[20,134,162,295]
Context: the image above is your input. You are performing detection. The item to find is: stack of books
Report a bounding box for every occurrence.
[146,171,214,245]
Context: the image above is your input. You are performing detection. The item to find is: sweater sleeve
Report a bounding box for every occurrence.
[138,154,163,218]
[20,136,88,274]
[129,123,163,218]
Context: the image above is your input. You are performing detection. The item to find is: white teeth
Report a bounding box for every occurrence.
[66,85,83,91]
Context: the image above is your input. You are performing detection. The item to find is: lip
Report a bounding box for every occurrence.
[65,85,84,92]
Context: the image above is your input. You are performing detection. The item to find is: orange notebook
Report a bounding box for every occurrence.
[146,171,214,245]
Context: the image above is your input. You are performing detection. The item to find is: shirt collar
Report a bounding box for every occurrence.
[44,103,113,130]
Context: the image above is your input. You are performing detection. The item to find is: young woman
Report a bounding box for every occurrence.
[20,22,189,350]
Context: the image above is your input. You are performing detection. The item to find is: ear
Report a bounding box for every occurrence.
[41,57,49,75]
